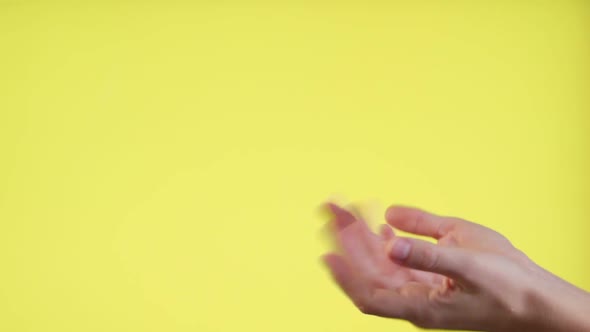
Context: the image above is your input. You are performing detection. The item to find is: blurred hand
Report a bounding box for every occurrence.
[322,203,590,331]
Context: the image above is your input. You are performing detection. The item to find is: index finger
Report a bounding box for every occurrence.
[385,206,457,239]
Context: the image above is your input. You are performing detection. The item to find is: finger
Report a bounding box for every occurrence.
[408,267,446,286]
[377,224,444,286]
[385,205,457,239]
[379,224,395,241]
[327,202,382,256]
[334,220,381,278]
[326,203,356,230]
[385,237,474,282]
[322,253,370,306]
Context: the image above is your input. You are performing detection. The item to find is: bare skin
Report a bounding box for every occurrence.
[322,203,590,331]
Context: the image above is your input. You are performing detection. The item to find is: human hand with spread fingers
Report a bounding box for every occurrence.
[322,203,590,331]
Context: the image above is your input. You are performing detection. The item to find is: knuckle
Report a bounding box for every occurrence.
[420,245,440,271]
[463,253,481,272]
[354,297,376,315]
[413,321,440,330]
[356,301,377,315]
[354,291,386,316]
[409,310,437,329]
[412,320,434,329]
[438,217,457,235]
[356,303,369,314]
[457,254,482,280]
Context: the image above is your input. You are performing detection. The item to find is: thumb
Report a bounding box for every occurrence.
[386,237,473,280]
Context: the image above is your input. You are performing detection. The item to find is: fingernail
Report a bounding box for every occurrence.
[390,239,411,260]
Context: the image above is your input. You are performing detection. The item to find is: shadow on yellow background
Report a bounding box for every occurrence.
[1,1,589,331]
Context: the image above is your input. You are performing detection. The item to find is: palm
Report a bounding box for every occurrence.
[326,203,521,294]
[323,203,536,329]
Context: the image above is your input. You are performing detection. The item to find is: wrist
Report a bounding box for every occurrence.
[520,268,590,332]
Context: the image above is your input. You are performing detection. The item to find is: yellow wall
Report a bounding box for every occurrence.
[1,1,588,331]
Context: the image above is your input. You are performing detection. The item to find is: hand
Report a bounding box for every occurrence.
[322,203,590,331]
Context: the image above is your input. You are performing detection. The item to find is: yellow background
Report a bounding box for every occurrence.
[1,1,589,331]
